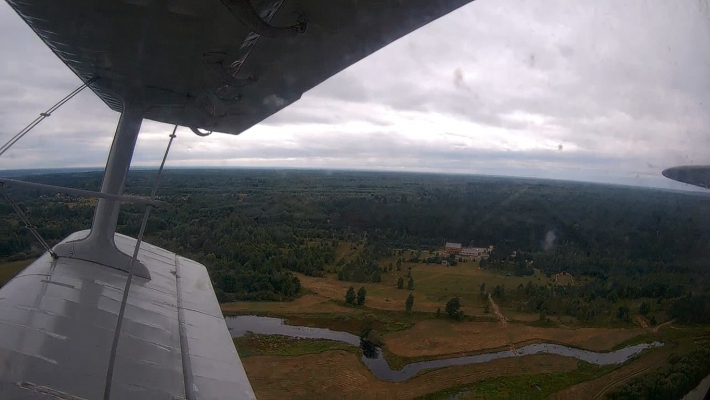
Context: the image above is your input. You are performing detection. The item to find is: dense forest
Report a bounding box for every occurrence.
[1,169,709,321]
[607,346,710,399]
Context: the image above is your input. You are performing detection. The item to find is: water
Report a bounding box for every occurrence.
[226,315,361,346]
[226,315,663,382]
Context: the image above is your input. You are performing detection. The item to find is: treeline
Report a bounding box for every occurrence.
[481,271,695,323]
[607,347,710,400]
[1,169,709,303]
[668,296,710,324]
[337,256,382,283]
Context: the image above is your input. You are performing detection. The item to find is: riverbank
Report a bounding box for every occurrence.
[228,315,671,398]
[220,252,707,398]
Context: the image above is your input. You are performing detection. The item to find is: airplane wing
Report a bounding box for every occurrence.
[662,165,710,189]
[0,231,255,399]
[6,0,475,135]
[0,0,476,398]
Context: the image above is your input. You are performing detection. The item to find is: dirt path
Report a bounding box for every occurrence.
[488,293,508,326]
[551,346,671,400]
[633,315,649,328]
[651,319,674,334]
[592,351,667,399]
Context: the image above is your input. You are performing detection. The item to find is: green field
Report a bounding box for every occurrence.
[375,251,554,313]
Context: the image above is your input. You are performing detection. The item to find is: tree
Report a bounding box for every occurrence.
[360,317,374,339]
[371,270,382,283]
[405,293,414,312]
[407,276,414,290]
[639,302,651,315]
[608,292,618,303]
[397,276,404,289]
[357,286,367,305]
[617,305,630,322]
[220,273,237,293]
[345,286,356,305]
[446,296,463,320]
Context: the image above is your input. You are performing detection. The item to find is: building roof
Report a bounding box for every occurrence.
[445,242,462,248]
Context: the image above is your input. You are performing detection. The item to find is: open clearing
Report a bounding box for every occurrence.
[242,350,578,400]
[223,263,555,320]
[299,274,444,311]
[383,320,644,358]
[221,293,359,314]
[381,258,555,308]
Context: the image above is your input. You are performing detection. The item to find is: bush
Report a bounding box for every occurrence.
[446,297,464,320]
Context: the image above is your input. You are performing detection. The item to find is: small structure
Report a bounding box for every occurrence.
[461,247,487,257]
[444,242,462,254]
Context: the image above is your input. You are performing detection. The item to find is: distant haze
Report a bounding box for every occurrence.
[1,1,709,192]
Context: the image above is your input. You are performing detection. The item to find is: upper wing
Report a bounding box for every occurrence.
[662,165,710,189]
[6,0,476,135]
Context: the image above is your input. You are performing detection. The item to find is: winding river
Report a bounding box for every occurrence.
[226,315,663,382]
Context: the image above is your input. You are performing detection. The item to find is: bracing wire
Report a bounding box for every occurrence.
[0,192,57,259]
[103,125,178,400]
[0,77,96,157]
[0,78,95,260]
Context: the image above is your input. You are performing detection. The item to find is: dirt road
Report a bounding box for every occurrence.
[488,293,508,326]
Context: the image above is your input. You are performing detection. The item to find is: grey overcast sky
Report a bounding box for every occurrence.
[1,0,709,190]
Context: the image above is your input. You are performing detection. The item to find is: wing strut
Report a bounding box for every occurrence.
[104,125,178,400]
[52,103,152,278]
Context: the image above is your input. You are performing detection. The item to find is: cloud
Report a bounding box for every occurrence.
[0,0,708,192]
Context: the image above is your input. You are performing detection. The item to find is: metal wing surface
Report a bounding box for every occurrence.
[0,231,255,399]
[662,165,710,189]
[6,0,475,135]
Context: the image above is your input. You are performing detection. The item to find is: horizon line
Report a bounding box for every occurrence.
[0,165,704,195]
